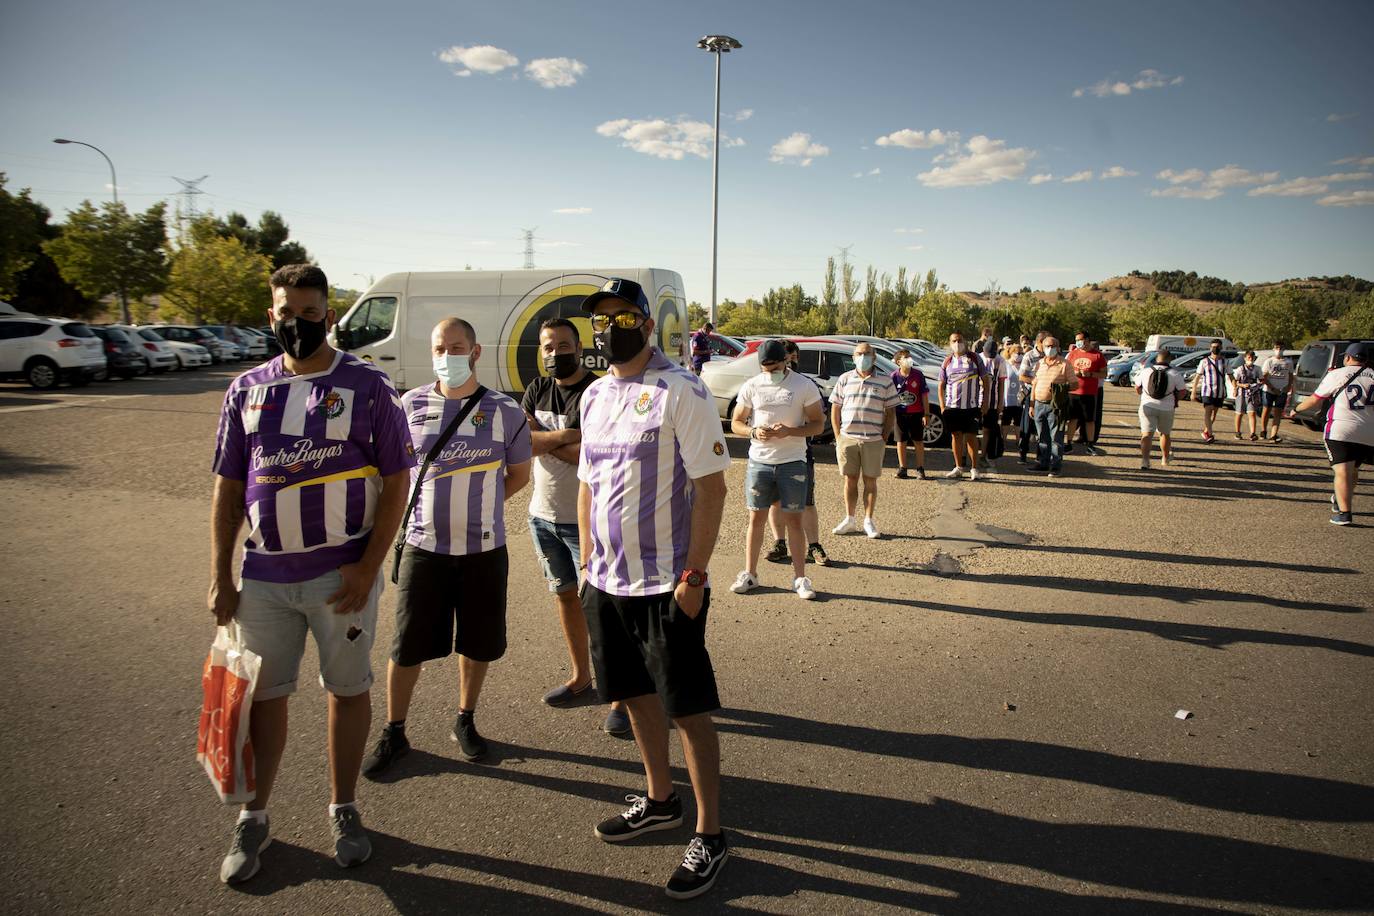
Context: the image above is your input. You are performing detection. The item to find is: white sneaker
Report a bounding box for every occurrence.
[793,576,816,600]
[729,570,758,594]
[863,517,880,539]
[832,516,857,535]
[969,467,982,481]
[944,466,965,479]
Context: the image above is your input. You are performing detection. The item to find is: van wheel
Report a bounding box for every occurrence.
[25,358,60,390]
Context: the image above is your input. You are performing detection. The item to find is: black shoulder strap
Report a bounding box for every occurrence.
[391,385,488,583]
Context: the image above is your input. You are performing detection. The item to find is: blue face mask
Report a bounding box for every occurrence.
[434,352,474,386]
[855,354,874,372]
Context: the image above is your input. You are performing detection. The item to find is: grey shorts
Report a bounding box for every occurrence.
[236,568,381,701]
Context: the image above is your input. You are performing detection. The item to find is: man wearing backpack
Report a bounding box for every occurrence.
[1136,351,1185,469]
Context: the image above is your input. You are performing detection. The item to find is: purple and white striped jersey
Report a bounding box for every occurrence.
[212,351,415,583]
[401,384,531,556]
[1196,355,1228,398]
[940,354,989,409]
[578,350,731,597]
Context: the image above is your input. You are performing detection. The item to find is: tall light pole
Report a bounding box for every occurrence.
[54,137,128,323]
[697,35,741,327]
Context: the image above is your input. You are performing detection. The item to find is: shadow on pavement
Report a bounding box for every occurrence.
[0,448,76,477]
[929,539,1356,576]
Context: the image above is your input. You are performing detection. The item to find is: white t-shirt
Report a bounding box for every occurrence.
[737,369,822,465]
[1137,365,1185,410]
[1261,356,1293,393]
[1315,365,1374,446]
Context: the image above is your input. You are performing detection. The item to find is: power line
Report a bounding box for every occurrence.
[172,175,208,242]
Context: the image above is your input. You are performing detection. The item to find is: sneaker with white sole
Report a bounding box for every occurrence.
[729,570,759,594]
[331,807,372,868]
[665,833,729,900]
[969,467,982,481]
[793,576,816,600]
[596,793,683,842]
[832,516,858,535]
[220,816,270,884]
[863,517,880,539]
[944,466,965,479]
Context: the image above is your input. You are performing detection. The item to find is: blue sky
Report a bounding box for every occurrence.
[2,0,1371,304]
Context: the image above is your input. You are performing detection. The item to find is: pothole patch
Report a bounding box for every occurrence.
[924,486,1031,576]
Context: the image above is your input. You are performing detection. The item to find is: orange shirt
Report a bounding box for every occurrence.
[1033,357,1072,402]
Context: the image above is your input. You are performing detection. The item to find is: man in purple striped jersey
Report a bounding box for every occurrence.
[209,264,415,883]
[1191,339,1229,444]
[575,278,732,900]
[362,317,531,774]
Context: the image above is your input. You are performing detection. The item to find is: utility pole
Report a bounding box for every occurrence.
[697,35,742,326]
[53,137,129,324]
[520,228,537,269]
[172,175,209,243]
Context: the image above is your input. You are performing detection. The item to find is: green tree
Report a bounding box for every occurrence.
[1055,298,1113,344]
[908,288,973,342]
[43,200,168,323]
[840,261,860,331]
[160,222,272,325]
[1337,291,1374,337]
[207,210,312,268]
[1216,286,1326,348]
[1109,294,1200,348]
[0,174,48,297]
[687,301,708,327]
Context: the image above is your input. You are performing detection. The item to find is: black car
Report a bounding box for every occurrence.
[1291,338,1374,429]
[91,326,148,380]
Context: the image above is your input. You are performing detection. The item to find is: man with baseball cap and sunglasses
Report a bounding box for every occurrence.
[575,278,733,899]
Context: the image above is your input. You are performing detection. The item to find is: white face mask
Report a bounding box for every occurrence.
[952,341,967,355]
[434,352,474,386]
[1045,346,1060,358]
[899,357,914,370]
[767,368,786,384]
[855,354,874,371]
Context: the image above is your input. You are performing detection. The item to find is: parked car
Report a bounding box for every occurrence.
[203,325,258,361]
[90,326,148,380]
[1111,351,1155,386]
[146,325,232,364]
[1290,338,1374,429]
[240,326,281,358]
[0,316,106,388]
[111,325,178,373]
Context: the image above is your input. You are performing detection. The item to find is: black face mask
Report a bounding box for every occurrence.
[273,315,328,360]
[543,352,581,380]
[595,325,648,364]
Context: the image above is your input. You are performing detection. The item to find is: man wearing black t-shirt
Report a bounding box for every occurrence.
[521,318,628,736]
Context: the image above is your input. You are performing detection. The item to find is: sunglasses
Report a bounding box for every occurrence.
[589,311,647,332]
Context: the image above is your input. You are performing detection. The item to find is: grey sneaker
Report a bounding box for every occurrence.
[331,807,372,868]
[220,816,270,884]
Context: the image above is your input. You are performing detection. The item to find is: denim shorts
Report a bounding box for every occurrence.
[745,459,809,512]
[528,515,581,593]
[237,568,381,701]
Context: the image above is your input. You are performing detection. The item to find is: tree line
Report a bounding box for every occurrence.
[0,172,315,325]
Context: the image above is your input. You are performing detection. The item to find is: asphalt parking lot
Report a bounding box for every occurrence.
[1,368,1371,915]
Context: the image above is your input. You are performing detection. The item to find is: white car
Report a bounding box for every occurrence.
[112,325,178,373]
[162,338,213,369]
[0,316,106,388]
[225,326,267,359]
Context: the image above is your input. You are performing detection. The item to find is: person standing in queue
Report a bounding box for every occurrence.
[1016,332,1046,464]
[210,264,415,883]
[1232,350,1262,440]
[1065,334,1107,455]
[1294,342,1374,526]
[890,347,929,480]
[690,321,714,376]
[1024,335,1073,477]
[765,340,830,567]
[576,278,733,900]
[831,341,898,538]
[939,332,991,480]
[521,318,629,737]
[1260,341,1295,442]
[360,318,531,776]
[1192,339,1229,444]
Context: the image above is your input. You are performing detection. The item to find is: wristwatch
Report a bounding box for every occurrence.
[679,568,708,588]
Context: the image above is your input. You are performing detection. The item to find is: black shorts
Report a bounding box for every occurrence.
[392,544,508,665]
[895,412,925,444]
[1199,395,1225,408]
[943,407,980,434]
[805,452,816,507]
[1000,405,1023,426]
[1068,393,1095,422]
[1325,439,1374,467]
[582,584,720,719]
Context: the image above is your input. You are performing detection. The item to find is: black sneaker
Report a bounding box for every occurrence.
[595,793,683,842]
[764,538,789,564]
[896,467,909,480]
[361,726,410,779]
[665,833,729,900]
[917,467,927,480]
[806,542,829,566]
[450,713,488,761]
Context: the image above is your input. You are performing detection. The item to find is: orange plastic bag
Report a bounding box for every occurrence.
[196,626,261,804]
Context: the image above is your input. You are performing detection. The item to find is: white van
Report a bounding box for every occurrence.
[330,268,688,394]
[1144,334,1235,355]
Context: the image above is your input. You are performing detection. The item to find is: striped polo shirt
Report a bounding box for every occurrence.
[212,350,415,583]
[401,384,531,556]
[832,369,899,441]
[577,349,731,597]
[940,354,989,409]
[1196,354,1229,398]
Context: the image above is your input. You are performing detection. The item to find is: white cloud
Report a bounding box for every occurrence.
[1061,170,1093,183]
[893,227,924,234]
[1028,173,1054,185]
[769,132,830,166]
[1206,164,1280,188]
[439,44,519,77]
[1074,68,1183,98]
[1150,185,1224,200]
[1333,155,1374,166]
[852,167,882,178]
[1156,168,1205,184]
[1100,165,1139,179]
[1151,163,1279,199]
[553,207,593,214]
[1248,173,1373,198]
[875,128,958,149]
[595,117,742,160]
[917,135,1036,188]
[732,108,754,121]
[524,57,586,88]
[1317,189,1374,207]
[1327,112,1358,123]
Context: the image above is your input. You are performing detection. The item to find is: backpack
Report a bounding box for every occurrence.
[1145,365,1171,400]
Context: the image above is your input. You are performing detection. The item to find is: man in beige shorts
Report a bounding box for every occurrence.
[829,342,898,538]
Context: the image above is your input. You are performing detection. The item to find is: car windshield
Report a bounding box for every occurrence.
[137,329,165,342]
[60,322,94,337]
[102,328,131,343]
[192,328,218,340]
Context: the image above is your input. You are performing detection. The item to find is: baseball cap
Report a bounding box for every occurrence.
[758,338,788,365]
[581,277,651,315]
[1344,341,1373,363]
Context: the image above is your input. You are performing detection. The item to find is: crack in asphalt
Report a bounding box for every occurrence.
[925,484,1031,576]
